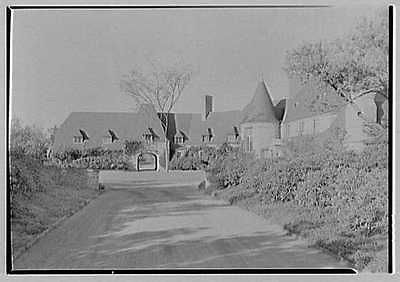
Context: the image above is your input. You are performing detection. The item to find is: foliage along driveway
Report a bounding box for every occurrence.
[13,170,349,270]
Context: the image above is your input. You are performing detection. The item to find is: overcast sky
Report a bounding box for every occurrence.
[11,4,384,129]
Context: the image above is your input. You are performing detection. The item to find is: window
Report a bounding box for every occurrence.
[175,136,184,144]
[73,136,83,144]
[198,150,203,159]
[202,128,214,143]
[202,134,212,143]
[108,129,119,143]
[285,124,290,137]
[244,127,253,152]
[227,134,237,143]
[262,149,271,159]
[143,134,154,143]
[176,151,182,158]
[298,120,304,136]
[313,119,318,135]
[102,136,113,144]
[73,129,89,144]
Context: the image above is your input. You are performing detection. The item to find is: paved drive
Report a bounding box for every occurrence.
[14,171,348,269]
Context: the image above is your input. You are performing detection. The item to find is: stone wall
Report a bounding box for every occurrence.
[240,121,279,157]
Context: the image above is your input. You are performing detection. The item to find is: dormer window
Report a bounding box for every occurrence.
[202,128,213,143]
[227,134,237,143]
[227,126,240,143]
[103,129,119,144]
[174,131,186,145]
[143,134,154,143]
[73,136,83,144]
[73,129,89,144]
[175,136,184,145]
[142,128,157,144]
[102,136,113,144]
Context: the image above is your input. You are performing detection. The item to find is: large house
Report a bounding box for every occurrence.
[53,79,388,169]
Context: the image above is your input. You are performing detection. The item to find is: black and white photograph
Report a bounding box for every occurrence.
[6,2,392,275]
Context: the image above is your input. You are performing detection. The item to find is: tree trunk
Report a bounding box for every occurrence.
[165,139,169,172]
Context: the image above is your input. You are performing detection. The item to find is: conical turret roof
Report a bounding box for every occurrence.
[241,81,278,123]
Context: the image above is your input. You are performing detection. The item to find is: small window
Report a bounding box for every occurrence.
[298,120,304,136]
[227,134,237,143]
[73,136,83,144]
[244,127,253,136]
[175,136,184,145]
[313,119,318,135]
[262,149,271,159]
[202,134,211,143]
[102,136,113,145]
[202,128,213,143]
[108,129,119,143]
[143,134,154,143]
[243,127,253,152]
[245,135,253,152]
[285,124,290,137]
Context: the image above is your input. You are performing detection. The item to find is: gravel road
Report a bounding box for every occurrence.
[13,170,348,270]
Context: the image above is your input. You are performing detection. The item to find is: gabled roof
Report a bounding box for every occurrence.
[174,130,186,138]
[188,110,242,146]
[241,81,278,123]
[53,111,164,151]
[282,79,345,123]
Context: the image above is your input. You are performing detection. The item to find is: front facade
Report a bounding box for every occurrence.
[53,79,388,163]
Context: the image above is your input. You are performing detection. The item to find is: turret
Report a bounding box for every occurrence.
[240,81,280,157]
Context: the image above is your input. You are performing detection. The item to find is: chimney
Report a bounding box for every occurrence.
[203,95,213,120]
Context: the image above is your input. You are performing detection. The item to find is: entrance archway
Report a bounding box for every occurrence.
[135,152,159,171]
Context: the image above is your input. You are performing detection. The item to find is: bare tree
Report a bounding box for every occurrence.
[120,62,192,172]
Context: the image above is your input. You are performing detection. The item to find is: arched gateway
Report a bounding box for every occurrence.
[135,151,159,171]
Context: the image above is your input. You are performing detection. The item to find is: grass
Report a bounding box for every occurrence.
[11,167,102,260]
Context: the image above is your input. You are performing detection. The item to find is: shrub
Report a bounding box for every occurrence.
[50,146,130,170]
[124,140,144,156]
[205,136,388,271]
[169,145,222,171]
[10,118,50,161]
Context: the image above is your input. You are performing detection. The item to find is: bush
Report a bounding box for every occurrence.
[9,152,43,197]
[10,118,50,161]
[50,147,130,170]
[205,137,388,271]
[124,140,144,156]
[208,150,251,188]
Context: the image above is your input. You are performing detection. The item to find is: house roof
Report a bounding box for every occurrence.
[282,79,345,123]
[57,80,341,151]
[187,110,242,146]
[241,81,278,124]
[53,111,164,151]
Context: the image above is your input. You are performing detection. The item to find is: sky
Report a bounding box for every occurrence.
[11,4,384,129]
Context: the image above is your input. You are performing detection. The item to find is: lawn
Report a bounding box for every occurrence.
[10,167,102,261]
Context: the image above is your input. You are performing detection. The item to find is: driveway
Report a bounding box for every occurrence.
[14,170,348,269]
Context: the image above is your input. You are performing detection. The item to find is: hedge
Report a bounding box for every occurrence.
[205,138,388,271]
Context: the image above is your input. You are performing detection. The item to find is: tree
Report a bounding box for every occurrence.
[120,61,192,171]
[284,10,388,129]
[10,118,50,161]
